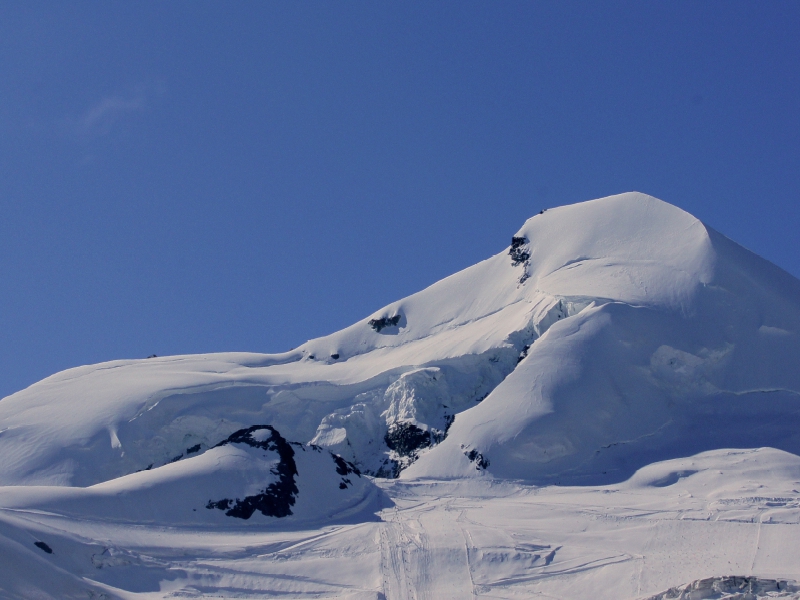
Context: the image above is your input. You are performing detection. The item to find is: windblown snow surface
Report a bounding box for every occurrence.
[1,192,799,599]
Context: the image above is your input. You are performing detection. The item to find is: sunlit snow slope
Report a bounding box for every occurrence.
[1,192,798,490]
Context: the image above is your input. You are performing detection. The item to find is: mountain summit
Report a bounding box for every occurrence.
[1,192,798,490]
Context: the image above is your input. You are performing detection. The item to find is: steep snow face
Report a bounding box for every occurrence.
[0,192,798,488]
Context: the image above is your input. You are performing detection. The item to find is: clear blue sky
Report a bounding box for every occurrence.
[1,2,799,399]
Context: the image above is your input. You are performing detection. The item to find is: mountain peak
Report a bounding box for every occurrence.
[1,193,798,491]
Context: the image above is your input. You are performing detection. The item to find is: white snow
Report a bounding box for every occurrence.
[1,192,799,598]
[1,448,798,598]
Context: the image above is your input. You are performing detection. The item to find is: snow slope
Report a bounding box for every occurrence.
[0,425,379,528]
[1,191,799,598]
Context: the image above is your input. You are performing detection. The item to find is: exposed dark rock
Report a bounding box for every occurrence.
[429,415,455,446]
[34,541,53,554]
[206,425,299,520]
[369,314,401,332]
[509,236,530,266]
[374,416,456,480]
[443,414,455,434]
[384,423,431,457]
[186,444,202,455]
[511,235,527,247]
[331,453,361,489]
[464,448,490,470]
[511,235,531,283]
[207,498,231,510]
[330,353,340,360]
[332,453,360,477]
[517,345,530,364]
[374,458,401,479]
[146,354,158,359]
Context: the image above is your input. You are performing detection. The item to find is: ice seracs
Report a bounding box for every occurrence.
[644,577,800,600]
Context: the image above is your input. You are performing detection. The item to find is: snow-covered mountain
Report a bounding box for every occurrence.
[1,192,799,599]
[2,192,798,486]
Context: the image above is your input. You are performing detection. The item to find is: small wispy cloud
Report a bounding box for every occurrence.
[74,91,146,137]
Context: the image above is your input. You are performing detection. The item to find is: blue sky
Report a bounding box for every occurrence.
[1,2,799,398]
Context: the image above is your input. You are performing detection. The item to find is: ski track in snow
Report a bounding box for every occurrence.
[3,451,800,599]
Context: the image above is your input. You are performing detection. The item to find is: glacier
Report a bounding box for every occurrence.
[0,192,798,599]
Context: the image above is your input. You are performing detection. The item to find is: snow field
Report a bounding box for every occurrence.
[0,448,798,598]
